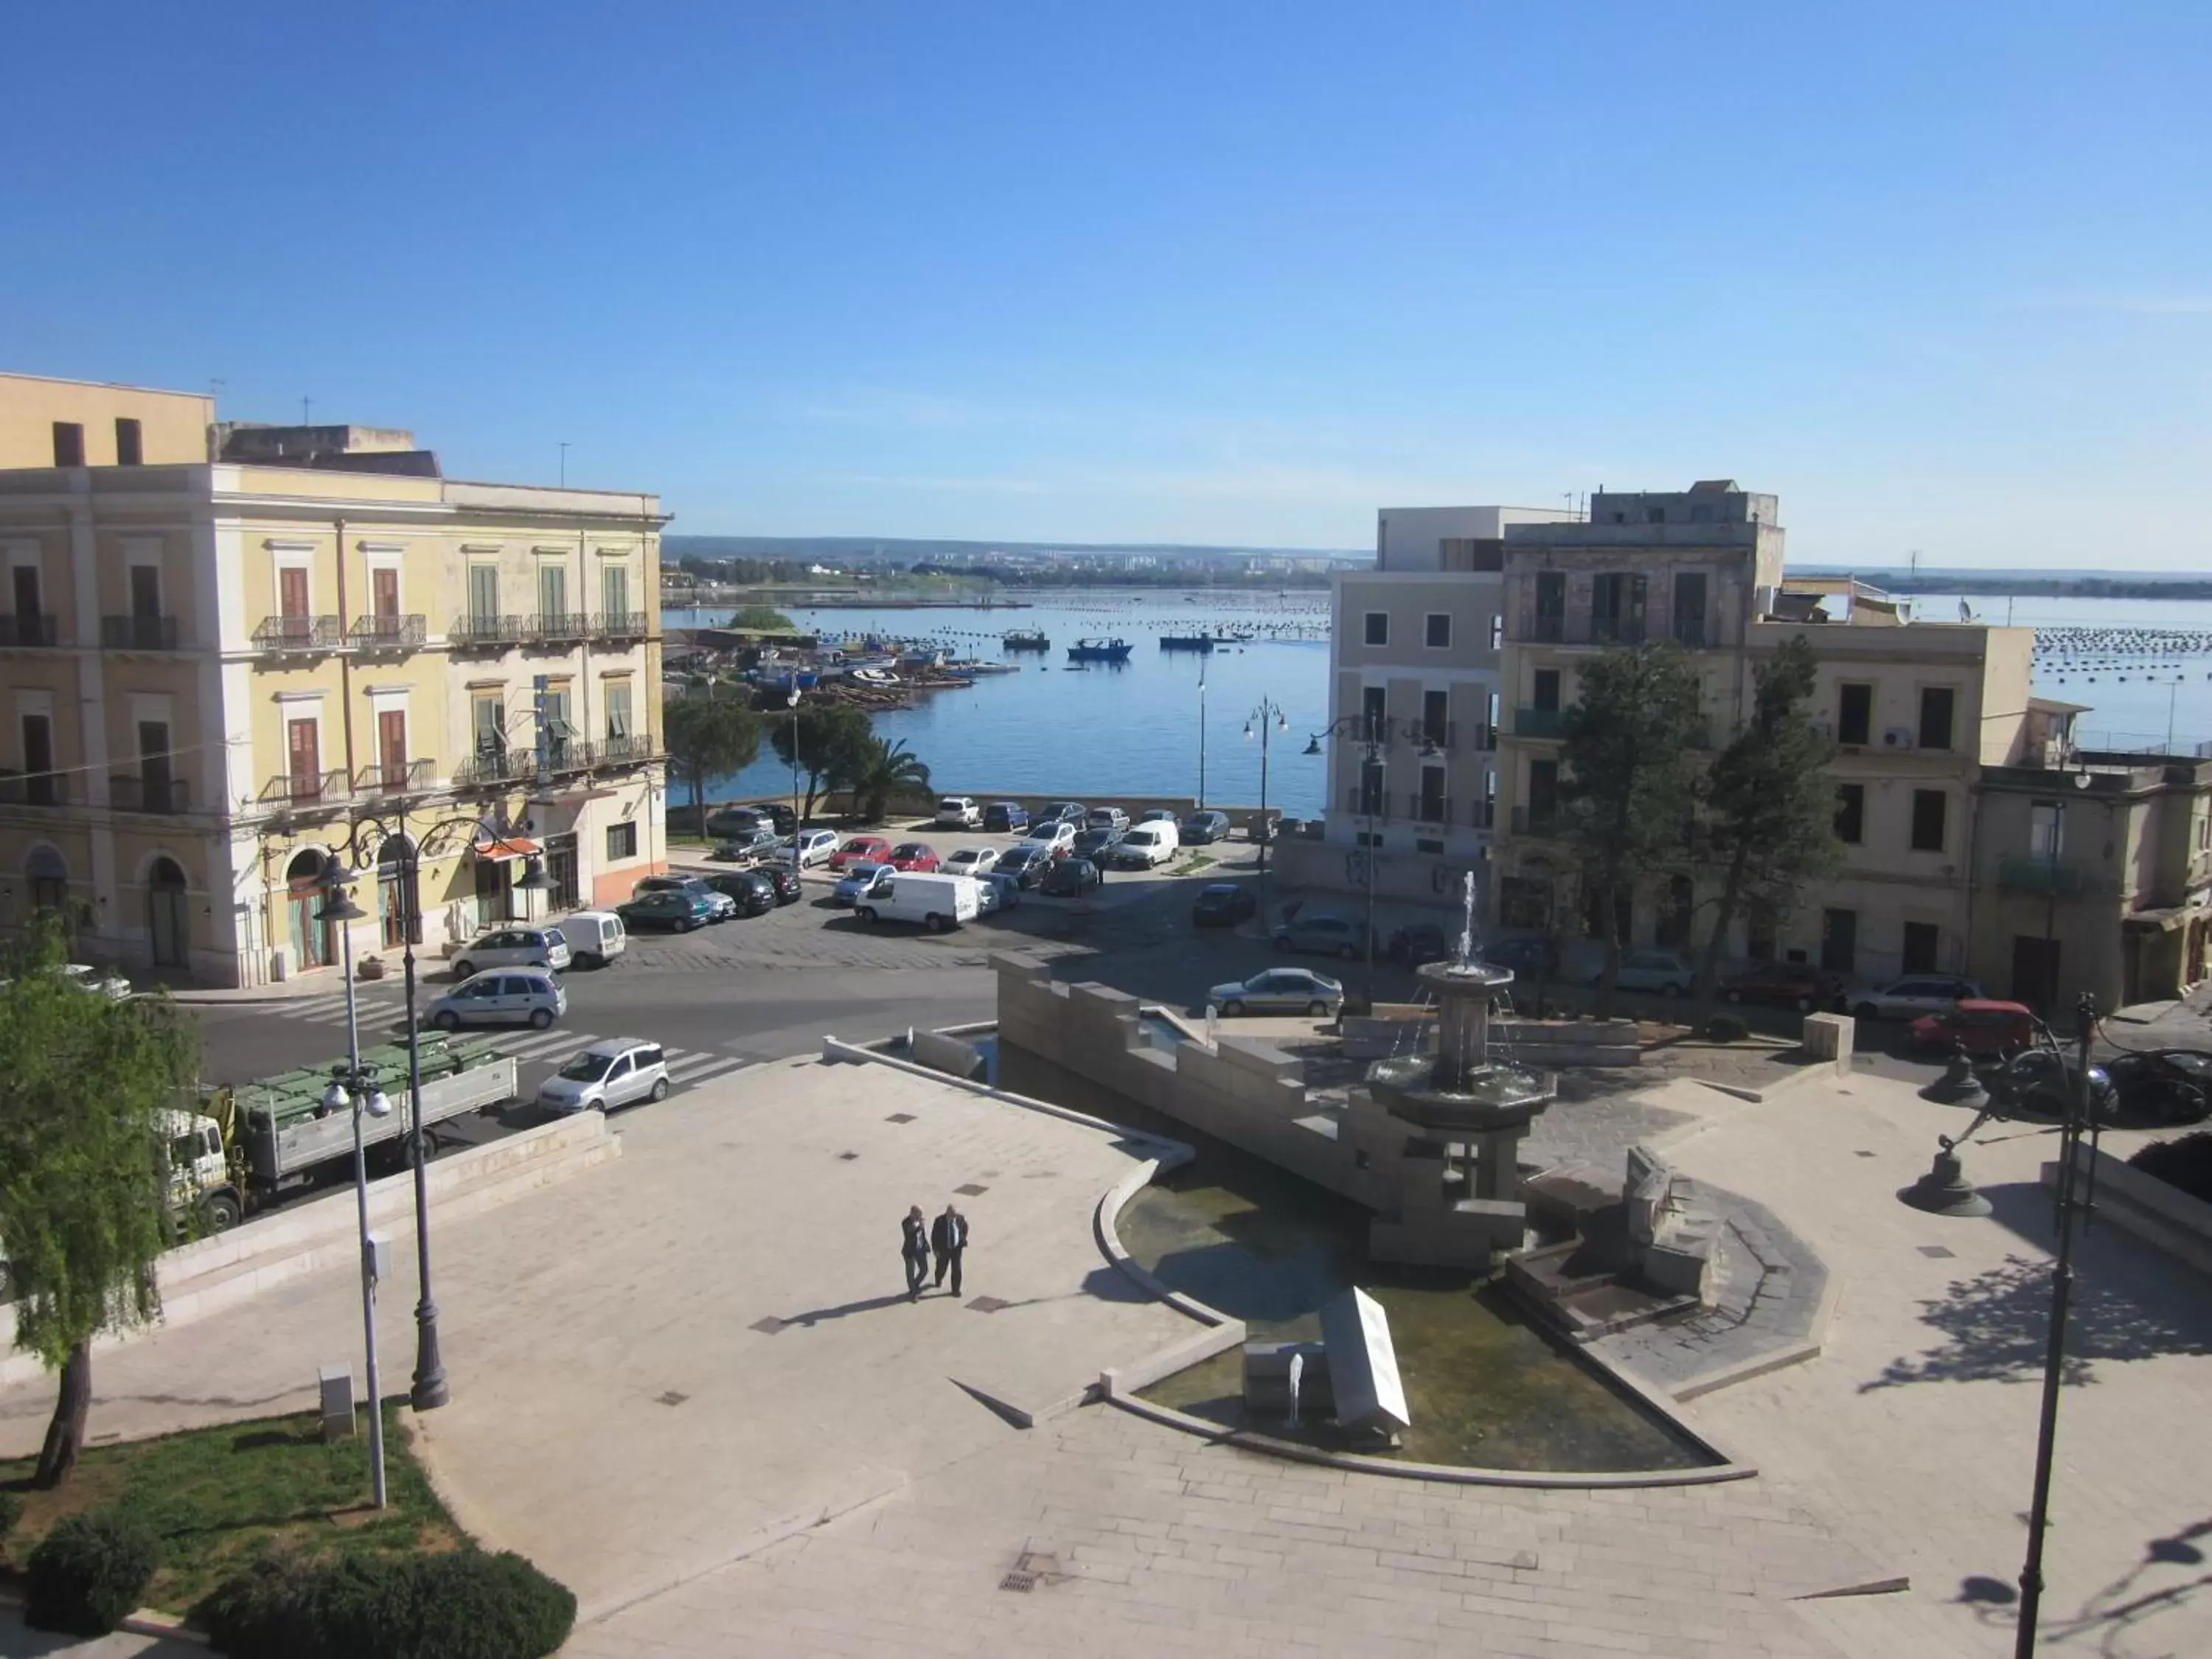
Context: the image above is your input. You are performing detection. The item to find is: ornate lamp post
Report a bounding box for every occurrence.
[1242,700,1288,924]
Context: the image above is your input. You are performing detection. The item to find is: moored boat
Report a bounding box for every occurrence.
[1067,638,1133,663]
[1002,629,1051,652]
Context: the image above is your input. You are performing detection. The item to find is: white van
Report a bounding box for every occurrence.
[855,872,981,933]
[560,911,627,968]
[933,796,982,829]
[1109,821,1180,869]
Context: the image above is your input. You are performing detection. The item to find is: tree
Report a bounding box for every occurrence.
[1690,635,1842,1018]
[0,921,199,1486]
[662,691,762,825]
[726,604,796,632]
[1556,644,1705,1018]
[769,701,873,823]
[839,737,933,822]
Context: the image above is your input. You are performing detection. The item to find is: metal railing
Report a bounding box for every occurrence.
[529,612,592,643]
[252,615,343,653]
[1528,613,1567,643]
[453,747,534,787]
[262,768,350,807]
[596,731,656,765]
[1411,794,1450,825]
[0,770,69,807]
[1672,617,1708,647]
[450,613,526,647]
[102,614,181,650]
[0,614,60,647]
[1997,855,2093,898]
[350,613,427,651]
[108,774,189,813]
[1511,804,1558,835]
[1514,706,1569,738]
[594,611,650,640]
[1590,616,1644,645]
[354,757,434,795]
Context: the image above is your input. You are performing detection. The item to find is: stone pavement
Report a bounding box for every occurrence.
[0,1610,197,1658]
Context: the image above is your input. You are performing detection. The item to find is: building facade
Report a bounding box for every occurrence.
[0,400,668,987]
[0,372,215,470]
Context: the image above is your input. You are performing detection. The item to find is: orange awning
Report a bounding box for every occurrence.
[473,836,543,863]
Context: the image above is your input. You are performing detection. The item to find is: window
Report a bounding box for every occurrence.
[21,712,55,805]
[601,563,630,621]
[1357,758,1385,818]
[114,418,143,467]
[2029,801,2064,860]
[51,422,84,467]
[1416,837,1444,855]
[1532,669,1561,714]
[1481,767,1498,829]
[1837,683,1873,746]
[1919,686,1956,751]
[541,687,575,758]
[139,720,172,794]
[1672,572,1708,646]
[1902,922,1940,975]
[472,694,506,755]
[1526,759,1559,824]
[1417,765,1446,822]
[467,564,501,622]
[11,564,41,622]
[372,566,400,620]
[1591,572,1646,643]
[1425,613,1450,649]
[1360,685,1386,740]
[1689,503,1712,525]
[538,563,568,622]
[1533,571,1566,641]
[286,717,321,799]
[606,821,638,860]
[1422,689,1448,747]
[1834,783,1865,844]
[604,680,633,740]
[1646,506,1665,524]
[129,563,161,619]
[1363,611,1388,647]
[1910,789,1947,852]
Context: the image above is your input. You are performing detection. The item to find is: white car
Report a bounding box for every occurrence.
[1849,974,1984,1021]
[63,963,132,1000]
[945,846,1001,877]
[535,1037,670,1114]
[934,796,983,829]
[1022,821,1077,855]
[1208,968,1346,1017]
[451,925,571,979]
[425,969,567,1031]
[787,829,841,869]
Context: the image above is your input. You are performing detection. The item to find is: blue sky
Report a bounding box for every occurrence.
[5,2,2207,567]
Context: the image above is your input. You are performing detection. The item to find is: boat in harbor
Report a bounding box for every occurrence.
[1067,638,1133,663]
[1159,631,1255,651]
[1002,629,1051,652]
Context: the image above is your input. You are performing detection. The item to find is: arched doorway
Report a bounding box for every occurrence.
[285,849,333,971]
[25,846,69,919]
[147,857,189,968]
[378,835,420,950]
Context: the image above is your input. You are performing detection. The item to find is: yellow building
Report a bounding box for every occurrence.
[0,380,668,986]
[0,371,215,468]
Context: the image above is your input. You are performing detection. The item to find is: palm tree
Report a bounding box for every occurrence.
[843,737,932,824]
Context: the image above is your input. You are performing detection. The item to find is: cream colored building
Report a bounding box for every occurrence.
[0,372,215,469]
[0,389,668,987]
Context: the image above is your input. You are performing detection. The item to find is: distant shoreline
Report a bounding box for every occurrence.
[1835,574,2212,601]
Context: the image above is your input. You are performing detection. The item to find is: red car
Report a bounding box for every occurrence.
[1910,999,2038,1057]
[1718,960,1846,1012]
[828,835,892,872]
[887,841,941,872]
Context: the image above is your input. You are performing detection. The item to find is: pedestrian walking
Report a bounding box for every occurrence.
[930,1203,970,1296]
[901,1205,931,1301]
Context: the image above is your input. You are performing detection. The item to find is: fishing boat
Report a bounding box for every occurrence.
[1159,634,1217,652]
[847,667,901,688]
[1066,638,1133,664]
[1002,629,1051,652]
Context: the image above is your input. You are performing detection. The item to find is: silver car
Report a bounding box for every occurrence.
[633,874,737,922]
[1850,974,1984,1021]
[425,969,567,1031]
[536,1037,671,1114]
[1208,968,1346,1017]
[451,925,570,979]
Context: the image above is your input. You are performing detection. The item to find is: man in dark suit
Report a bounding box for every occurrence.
[901,1205,931,1301]
[930,1204,970,1296]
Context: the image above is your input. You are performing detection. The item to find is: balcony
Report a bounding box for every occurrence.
[102,614,181,651]
[1411,794,1451,826]
[349,613,426,653]
[0,771,70,807]
[1474,798,1497,830]
[1529,614,1567,644]
[1344,787,1388,818]
[1511,804,1559,836]
[0,613,60,648]
[1466,725,1498,753]
[529,612,593,644]
[1997,855,2098,898]
[596,731,657,766]
[1514,706,1569,739]
[594,611,651,641]
[252,615,342,655]
[1672,617,1709,647]
[450,613,526,649]
[1589,616,1644,646]
[108,775,190,813]
[354,757,434,796]
[453,746,535,788]
[260,769,350,808]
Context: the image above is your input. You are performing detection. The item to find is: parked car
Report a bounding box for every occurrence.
[1910,999,2039,1057]
[787,829,841,869]
[425,969,566,1031]
[1179,810,1232,845]
[1386,923,1452,968]
[1981,1047,2118,1121]
[703,806,771,841]
[996,844,1055,888]
[748,801,797,837]
[1477,936,1558,978]
[1719,960,1844,1012]
[832,863,893,907]
[1851,975,1985,1022]
[560,911,627,969]
[762,863,803,905]
[712,829,782,862]
[1192,883,1256,927]
[829,835,894,872]
[61,963,132,1000]
[451,925,571,979]
[615,890,715,932]
[1038,801,1088,827]
[1209,967,1345,1017]
[536,1037,671,1114]
[945,846,1001,877]
[1085,806,1130,832]
[1599,948,1697,997]
[2103,1048,2212,1124]
[984,801,1030,834]
[702,871,777,917]
[1023,821,1077,855]
[855,871,981,932]
[978,871,1022,914]
[1072,826,1123,863]
[933,796,983,829]
[1136,808,1178,825]
[888,841,940,872]
[632,874,736,922]
[1273,914,1365,960]
[1110,821,1180,868]
[1040,857,1102,898]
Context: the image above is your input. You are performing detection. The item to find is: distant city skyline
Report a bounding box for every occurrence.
[4,4,2206,568]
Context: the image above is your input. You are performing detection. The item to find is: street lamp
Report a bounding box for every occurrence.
[314,866,393,1509]
[786,686,804,833]
[1310,712,1412,1000]
[1242,700,1288,924]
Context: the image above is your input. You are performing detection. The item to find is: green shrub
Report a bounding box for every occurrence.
[2129,1131,2212,1206]
[0,1488,22,1542]
[200,1547,575,1659]
[24,1511,159,1636]
[1705,1014,1750,1043]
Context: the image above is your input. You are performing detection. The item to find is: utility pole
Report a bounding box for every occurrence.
[1197,656,1208,810]
[558,442,570,487]
[302,397,313,425]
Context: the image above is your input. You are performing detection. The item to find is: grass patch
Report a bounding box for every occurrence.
[1180,853,1217,874]
[0,1403,462,1616]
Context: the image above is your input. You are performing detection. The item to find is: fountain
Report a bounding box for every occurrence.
[1353,876,1558,1267]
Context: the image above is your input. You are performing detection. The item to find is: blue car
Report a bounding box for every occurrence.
[832,862,892,907]
[984,801,1030,833]
[615,891,714,933]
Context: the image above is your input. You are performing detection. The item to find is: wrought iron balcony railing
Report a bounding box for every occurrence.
[453,747,535,787]
[529,612,593,644]
[0,770,69,807]
[450,613,527,647]
[354,757,434,796]
[594,611,651,640]
[261,768,350,807]
[1514,706,1569,739]
[349,613,427,652]
[252,615,343,654]
[102,614,181,650]
[108,774,189,813]
[0,613,60,647]
[595,731,657,765]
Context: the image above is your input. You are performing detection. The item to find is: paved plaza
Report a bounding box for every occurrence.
[1,1031,2208,1656]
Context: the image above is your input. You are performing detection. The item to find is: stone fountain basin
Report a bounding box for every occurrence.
[1366,1055,1554,1134]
